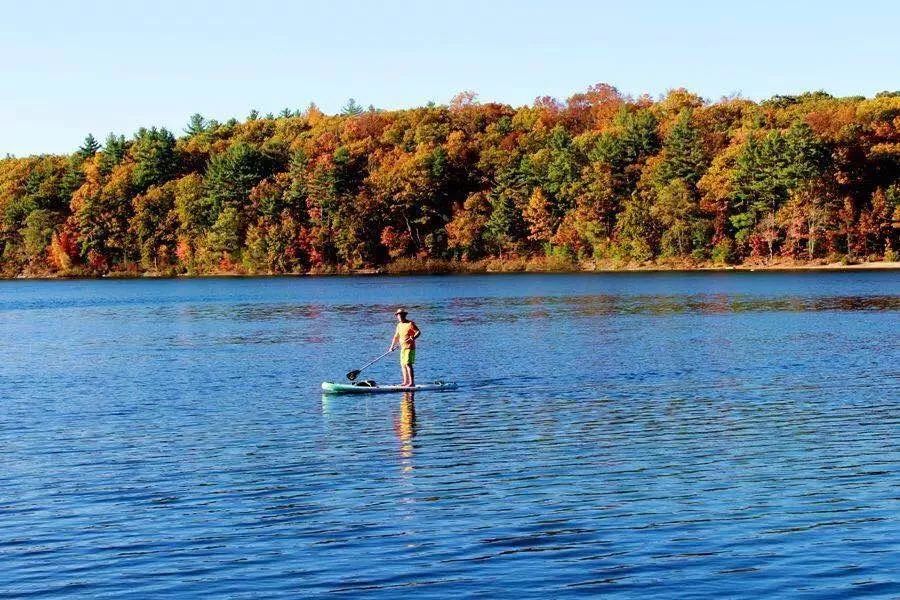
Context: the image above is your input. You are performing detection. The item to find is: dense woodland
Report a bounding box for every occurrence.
[2,85,899,277]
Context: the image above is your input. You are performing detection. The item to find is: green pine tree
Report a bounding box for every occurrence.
[341,98,363,116]
[132,127,177,192]
[78,134,101,158]
[185,113,207,136]
[99,133,127,174]
[658,110,708,186]
[204,143,272,220]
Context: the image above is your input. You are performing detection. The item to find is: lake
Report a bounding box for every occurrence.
[1,272,898,598]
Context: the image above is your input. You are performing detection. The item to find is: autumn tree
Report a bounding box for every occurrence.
[523,187,554,245]
[615,192,656,262]
[207,205,242,256]
[652,179,706,257]
[75,161,137,267]
[446,192,491,260]
[131,182,178,269]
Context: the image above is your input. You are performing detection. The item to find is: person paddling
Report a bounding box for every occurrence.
[389,308,420,387]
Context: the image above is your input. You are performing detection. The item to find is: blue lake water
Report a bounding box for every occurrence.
[1,272,898,598]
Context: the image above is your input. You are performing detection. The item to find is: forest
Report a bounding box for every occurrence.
[1,85,898,277]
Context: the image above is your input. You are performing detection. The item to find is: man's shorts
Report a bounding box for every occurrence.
[400,349,416,366]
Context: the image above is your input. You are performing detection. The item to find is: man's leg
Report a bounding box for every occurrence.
[407,364,415,387]
[400,351,410,386]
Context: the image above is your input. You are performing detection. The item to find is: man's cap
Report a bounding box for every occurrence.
[394,308,408,315]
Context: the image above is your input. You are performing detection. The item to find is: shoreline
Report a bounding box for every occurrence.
[4,260,899,281]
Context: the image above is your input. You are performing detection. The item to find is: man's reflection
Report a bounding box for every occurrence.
[394,392,416,469]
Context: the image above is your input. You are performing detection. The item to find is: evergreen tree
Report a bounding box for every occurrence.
[485,190,525,255]
[206,206,242,254]
[132,127,177,192]
[283,150,309,213]
[21,157,68,214]
[729,123,827,244]
[341,98,364,116]
[60,155,85,201]
[617,109,660,164]
[78,134,101,158]
[542,126,579,216]
[589,108,660,195]
[22,209,56,259]
[204,143,272,220]
[185,113,207,136]
[658,110,708,186]
[99,133,128,174]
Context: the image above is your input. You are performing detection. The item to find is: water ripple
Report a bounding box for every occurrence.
[1,273,898,598]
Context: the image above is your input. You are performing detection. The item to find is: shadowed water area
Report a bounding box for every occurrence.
[1,272,898,598]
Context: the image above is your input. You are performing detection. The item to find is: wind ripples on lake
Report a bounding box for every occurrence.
[0,272,898,598]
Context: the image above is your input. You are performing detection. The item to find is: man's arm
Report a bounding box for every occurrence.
[389,327,399,351]
[410,321,421,340]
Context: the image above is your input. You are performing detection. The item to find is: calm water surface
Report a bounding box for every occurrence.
[1,272,898,598]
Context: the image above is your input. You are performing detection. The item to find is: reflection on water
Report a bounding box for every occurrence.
[155,294,900,324]
[0,273,898,598]
[395,393,417,473]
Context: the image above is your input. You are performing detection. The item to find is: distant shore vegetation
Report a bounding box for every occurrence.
[2,86,899,278]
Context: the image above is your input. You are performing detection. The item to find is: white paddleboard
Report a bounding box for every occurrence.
[321,381,458,395]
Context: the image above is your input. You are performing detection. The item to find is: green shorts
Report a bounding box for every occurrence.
[400,349,416,366]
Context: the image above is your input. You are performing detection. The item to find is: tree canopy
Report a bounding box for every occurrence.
[1,85,898,276]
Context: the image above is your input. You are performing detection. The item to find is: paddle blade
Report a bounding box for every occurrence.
[346,370,360,381]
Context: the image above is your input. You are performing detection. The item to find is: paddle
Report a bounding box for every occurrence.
[346,348,395,381]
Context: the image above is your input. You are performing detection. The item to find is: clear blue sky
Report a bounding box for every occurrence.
[2,0,898,156]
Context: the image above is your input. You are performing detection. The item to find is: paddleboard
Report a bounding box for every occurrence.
[321,381,458,395]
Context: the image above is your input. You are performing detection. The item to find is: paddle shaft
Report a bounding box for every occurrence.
[346,326,416,380]
[346,348,394,380]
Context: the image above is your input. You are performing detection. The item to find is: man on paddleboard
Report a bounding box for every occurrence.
[389,309,420,387]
